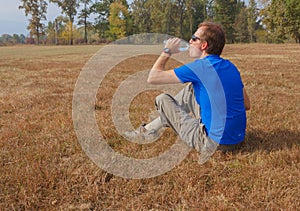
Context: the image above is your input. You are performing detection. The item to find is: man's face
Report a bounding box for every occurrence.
[189,27,207,58]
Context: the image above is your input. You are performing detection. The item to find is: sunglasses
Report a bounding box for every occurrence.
[191,34,201,41]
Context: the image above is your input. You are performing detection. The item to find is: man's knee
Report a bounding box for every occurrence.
[155,93,172,109]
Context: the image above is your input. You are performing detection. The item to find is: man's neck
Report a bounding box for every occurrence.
[199,52,209,59]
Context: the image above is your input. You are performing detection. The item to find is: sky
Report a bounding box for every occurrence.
[0,0,61,36]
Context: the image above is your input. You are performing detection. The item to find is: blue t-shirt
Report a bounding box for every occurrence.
[174,55,246,144]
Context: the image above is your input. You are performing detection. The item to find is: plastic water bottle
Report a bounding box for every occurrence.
[179,41,189,51]
[163,39,189,52]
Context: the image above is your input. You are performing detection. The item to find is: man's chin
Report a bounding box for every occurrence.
[189,47,202,58]
[189,52,201,58]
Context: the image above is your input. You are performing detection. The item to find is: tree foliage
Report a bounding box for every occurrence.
[19,0,48,44]
[261,0,300,43]
[261,0,287,43]
[14,0,300,45]
[107,1,129,40]
[285,0,300,43]
[131,0,151,33]
[234,4,249,43]
[247,0,259,42]
[50,0,80,44]
[78,0,93,44]
[213,0,240,43]
[91,0,114,40]
[0,34,26,45]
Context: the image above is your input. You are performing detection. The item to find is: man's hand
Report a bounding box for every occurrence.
[164,38,181,55]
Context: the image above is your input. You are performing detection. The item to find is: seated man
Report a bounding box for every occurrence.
[125,22,250,164]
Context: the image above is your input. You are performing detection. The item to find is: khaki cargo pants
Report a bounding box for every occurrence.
[155,83,242,164]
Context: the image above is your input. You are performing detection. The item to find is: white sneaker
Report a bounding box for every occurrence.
[124,124,158,141]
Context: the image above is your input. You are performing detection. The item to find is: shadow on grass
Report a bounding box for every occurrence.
[241,129,300,153]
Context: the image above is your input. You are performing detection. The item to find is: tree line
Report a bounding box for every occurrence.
[1,0,299,45]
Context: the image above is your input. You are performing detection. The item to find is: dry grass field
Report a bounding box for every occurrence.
[0,44,299,210]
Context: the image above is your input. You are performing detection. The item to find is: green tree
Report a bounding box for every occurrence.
[188,0,206,31]
[130,0,206,40]
[19,0,48,45]
[0,34,13,45]
[130,0,178,35]
[107,1,129,40]
[78,0,92,44]
[234,4,249,43]
[48,15,68,44]
[286,0,300,43]
[174,0,188,38]
[131,0,151,33]
[91,0,129,41]
[247,0,259,42]
[213,0,238,43]
[146,0,168,33]
[187,0,206,38]
[12,34,21,44]
[46,21,56,44]
[261,0,287,43]
[20,34,26,44]
[139,0,173,35]
[91,0,114,40]
[50,0,79,45]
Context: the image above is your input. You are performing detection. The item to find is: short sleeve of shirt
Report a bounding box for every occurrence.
[174,62,200,84]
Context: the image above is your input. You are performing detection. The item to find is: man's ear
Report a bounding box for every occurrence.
[200,41,208,51]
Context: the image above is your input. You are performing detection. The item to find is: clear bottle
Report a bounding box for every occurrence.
[163,39,189,52]
[179,41,189,52]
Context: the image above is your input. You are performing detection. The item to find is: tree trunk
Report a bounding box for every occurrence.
[84,3,88,44]
[84,17,88,44]
[70,17,74,45]
[55,19,58,45]
[36,26,40,45]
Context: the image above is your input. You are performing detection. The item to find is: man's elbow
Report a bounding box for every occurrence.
[243,89,250,111]
[147,74,160,84]
[245,102,250,111]
[245,105,250,111]
[147,77,155,84]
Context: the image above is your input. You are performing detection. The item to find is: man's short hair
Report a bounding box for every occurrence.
[198,22,226,55]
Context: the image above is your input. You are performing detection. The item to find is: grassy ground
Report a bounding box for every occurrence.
[0,44,299,210]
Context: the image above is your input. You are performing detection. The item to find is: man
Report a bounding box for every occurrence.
[125,22,250,164]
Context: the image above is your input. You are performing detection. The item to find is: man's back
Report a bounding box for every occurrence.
[174,55,246,144]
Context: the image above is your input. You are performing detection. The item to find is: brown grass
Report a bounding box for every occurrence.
[0,44,299,210]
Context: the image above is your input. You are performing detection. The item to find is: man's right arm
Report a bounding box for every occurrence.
[243,88,250,111]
